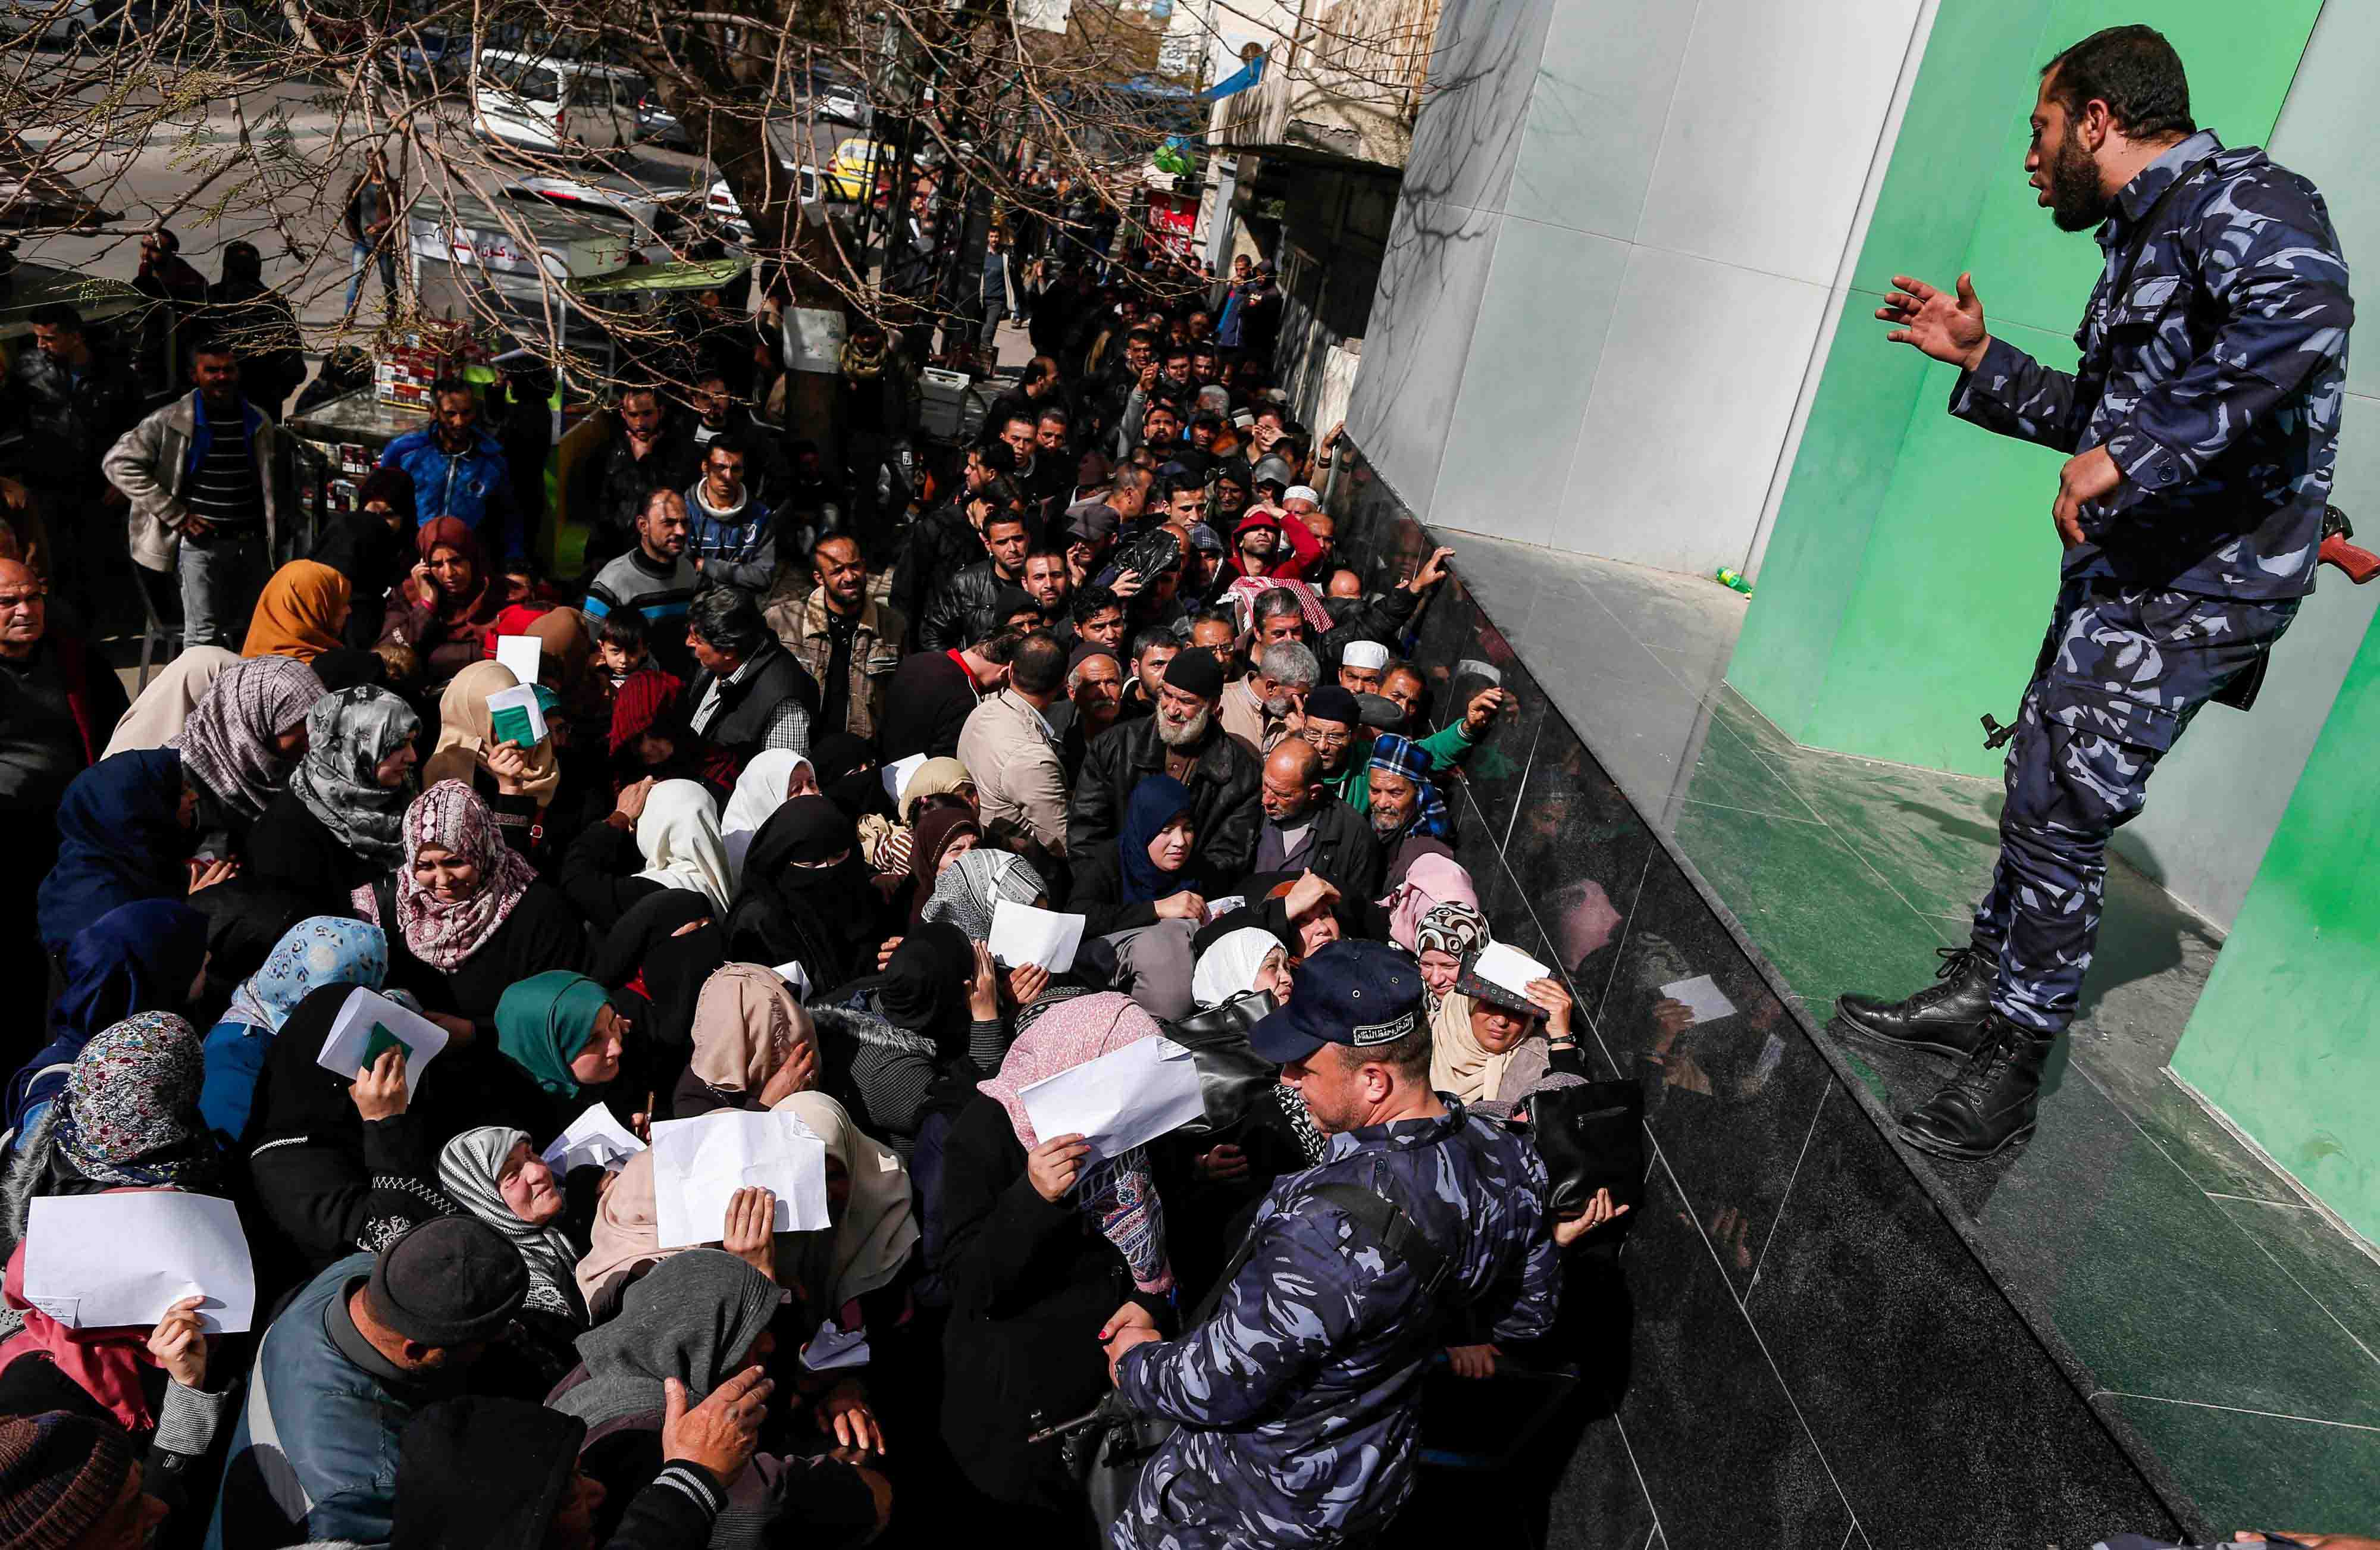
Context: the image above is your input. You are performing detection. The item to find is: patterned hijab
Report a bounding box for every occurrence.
[632,779,734,915]
[224,917,389,1033]
[396,779,538,969]
[170,655,323,820]
[978,992,1174,1294]
[1366,732,1449,843]
[920,847,1047,942]
[288,686,419,865]
[51,1013,215,1188]
[439,1126,587,1323]
[688,963,816,1099]
[1415,903,1490,1009]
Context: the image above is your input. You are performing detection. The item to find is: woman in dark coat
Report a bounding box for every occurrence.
[242,982,455,1288]
[935,990,1178,1527]
[587,890,723,1118]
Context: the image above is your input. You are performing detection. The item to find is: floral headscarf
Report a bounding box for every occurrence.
[170,655,323,819]
[52,1012,214,1188]
[920,847,1046,942]
[979,991,1173,1294]
[223,917,389,1033]
[288,686,419,865]
[396,779,538,969]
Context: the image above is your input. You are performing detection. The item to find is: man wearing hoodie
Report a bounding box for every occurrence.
[682,433,774,597]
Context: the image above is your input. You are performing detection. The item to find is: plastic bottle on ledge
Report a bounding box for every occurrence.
[1715,567,1753,597]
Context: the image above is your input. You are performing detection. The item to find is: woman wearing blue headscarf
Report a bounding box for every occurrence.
[4,899,207,1148]
[1060,774,1211,1019]
[196,917,389,1149]
[34,749,195,959]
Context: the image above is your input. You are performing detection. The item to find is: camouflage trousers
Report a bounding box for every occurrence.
[1971,579,2298,1035]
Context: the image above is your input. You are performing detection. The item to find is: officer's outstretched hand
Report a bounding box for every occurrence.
[1877,272,1988,372]
[1101,1301,1162,1386]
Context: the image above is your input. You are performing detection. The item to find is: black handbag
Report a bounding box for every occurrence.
[1525,1078,1644,1220]
[1163,991,1282,1136]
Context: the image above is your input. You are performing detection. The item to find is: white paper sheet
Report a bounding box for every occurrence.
[988,900,1085,972]
[1659,975,1738,1026]
[541,1103,647,1175]
[1473,941,1553,1000]
[484,682,549,747]
[772,959,812,998]
[650,1110,831,1249]
[315,987,450,1098]
[881,751,929,805]
[1019,1037,1205,1161]
[1205,895,1246,919]
[24,1194,256,1335]
[494,634,543,685]
[801,1319,871,1372]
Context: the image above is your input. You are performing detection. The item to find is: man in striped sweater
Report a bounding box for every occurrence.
[584,488,701,679]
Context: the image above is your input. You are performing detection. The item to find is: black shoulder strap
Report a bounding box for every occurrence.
[2106,153,2220,313]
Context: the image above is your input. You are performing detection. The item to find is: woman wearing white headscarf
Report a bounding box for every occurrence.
[561,775,733,933]
[722,748,817,881]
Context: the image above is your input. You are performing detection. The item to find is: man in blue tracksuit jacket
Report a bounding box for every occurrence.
[378,375,522,559]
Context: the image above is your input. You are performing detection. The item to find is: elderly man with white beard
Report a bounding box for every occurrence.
[1067,645,1264,878]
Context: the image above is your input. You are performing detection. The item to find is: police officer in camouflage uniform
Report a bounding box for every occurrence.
[1097,940,1559,1548]
[1842,24,2352,1160]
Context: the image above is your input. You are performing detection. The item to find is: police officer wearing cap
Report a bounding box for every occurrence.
[1098,940,1560,1549]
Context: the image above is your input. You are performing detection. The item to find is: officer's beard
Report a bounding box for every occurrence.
[2047,126,2115,233]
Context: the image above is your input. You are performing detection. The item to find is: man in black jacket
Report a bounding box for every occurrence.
[1248,737,1382,901]
[919,509,1031,652]
[878,628,1018,762]
[685,587,821,762]
[1069,647,1262,878]
[568,387,699,581]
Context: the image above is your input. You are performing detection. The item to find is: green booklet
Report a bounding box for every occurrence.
[485,684,549,749]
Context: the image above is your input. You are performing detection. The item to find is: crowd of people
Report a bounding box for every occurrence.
[0,234,1632,1550]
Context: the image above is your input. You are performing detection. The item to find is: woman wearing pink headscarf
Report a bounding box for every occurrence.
[1377,851,1480,953]
[938,989,1179,1518]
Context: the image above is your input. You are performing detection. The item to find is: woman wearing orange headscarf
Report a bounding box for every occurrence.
[240,560,351,663]
[378,516,505,687]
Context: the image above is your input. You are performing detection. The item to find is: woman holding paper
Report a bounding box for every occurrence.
[419,663,565,869]
[196,916,389,1152]
[246,984,448,1278]
[486,972,630,1145]
[937,990,1178,1521]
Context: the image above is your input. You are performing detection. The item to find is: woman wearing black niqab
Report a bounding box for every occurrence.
[723,795,879,994]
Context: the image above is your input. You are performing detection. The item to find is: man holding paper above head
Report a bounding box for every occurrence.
[1100,940,1559,1550]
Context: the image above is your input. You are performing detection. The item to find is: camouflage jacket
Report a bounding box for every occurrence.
[1952,130,2353,600]
[1111,1098,1559,1548]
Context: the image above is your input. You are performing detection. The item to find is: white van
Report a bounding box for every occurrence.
[472,51,649,153]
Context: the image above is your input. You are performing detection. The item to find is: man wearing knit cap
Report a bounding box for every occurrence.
[1069,643,1263,878]
[1299,679,1509,813]
[208,1217,529,1549]
[0,1410,155,1548]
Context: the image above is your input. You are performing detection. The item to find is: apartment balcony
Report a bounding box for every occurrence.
[1212,0,1439,170]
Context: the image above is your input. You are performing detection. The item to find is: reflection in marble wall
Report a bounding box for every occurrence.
[1328,444,2187,1548]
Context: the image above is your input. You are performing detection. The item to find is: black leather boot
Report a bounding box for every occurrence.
[1834,944,1997,1059]
[1897,1016,2053,1161]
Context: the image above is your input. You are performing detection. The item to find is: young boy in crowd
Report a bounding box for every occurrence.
[596,609,657,689]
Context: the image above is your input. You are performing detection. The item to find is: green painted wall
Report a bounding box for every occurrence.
[2173,625,2380,1242]
[1731,0,2323,775]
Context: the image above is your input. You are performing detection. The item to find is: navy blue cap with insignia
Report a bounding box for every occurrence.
[1249,939,1423,1065]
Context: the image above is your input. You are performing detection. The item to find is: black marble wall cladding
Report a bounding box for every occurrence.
[1327,447,2188,1548]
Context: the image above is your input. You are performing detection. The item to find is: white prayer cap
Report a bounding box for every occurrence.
[1341,640,1390,671]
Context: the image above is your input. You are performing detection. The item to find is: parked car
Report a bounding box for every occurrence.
[0,0,102,46]
[472,51,646,154]
[498,174,719,264]
[815,82,870,126]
